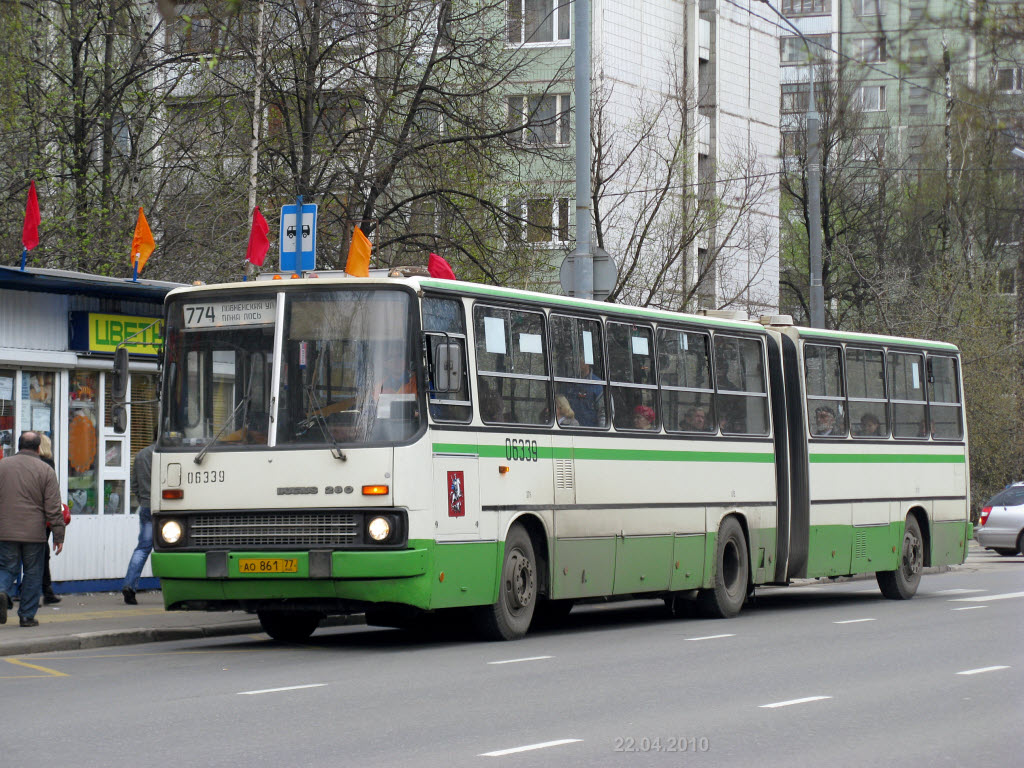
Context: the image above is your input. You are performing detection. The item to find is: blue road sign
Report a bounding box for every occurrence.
[280,203,317,271]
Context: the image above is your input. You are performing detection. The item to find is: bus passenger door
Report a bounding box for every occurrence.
[433,455,481,540]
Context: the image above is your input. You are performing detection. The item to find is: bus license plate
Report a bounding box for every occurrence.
[238,558,298,574]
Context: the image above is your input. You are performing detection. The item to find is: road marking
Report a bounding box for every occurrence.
[951,591,1024,602]
[935,588,986,595]
[759,696,832,709]
[488,655,553,665]
[956,666,1009,676]
[686,634,736,641]
[480,739,582,757]
[952,606,988,611]
[237,683,327,695]
[2,658,68,678]
[833,618,876,624]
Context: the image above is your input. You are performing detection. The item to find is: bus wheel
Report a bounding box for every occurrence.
[697,517,749,618]
[257,609,322,642]
[877,515,923,600]
[475,524,537,640]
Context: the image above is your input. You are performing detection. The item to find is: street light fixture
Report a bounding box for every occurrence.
[760,0,825,329]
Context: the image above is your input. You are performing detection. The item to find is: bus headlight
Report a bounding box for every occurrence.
[367,516,391,542]
[160,519,184,545]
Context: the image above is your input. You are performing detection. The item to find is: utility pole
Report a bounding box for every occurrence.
[760,0,824,328]
[572,0,594,300]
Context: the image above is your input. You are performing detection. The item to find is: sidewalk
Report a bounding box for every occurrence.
[0,590,271,657]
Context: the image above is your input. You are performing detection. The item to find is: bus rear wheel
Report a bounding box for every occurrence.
[877,515,923,600]
[257,609,322,642]
[697,517,749,618]
[475,523,537,641]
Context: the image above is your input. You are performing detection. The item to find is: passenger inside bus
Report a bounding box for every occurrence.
[856,412,881,437]
[813,406,837,436]
[633,405,657,430]
[680,406,710,432]
[561,361,606,427]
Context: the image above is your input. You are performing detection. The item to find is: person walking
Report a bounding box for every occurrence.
[121,441,156,605]
[0,431,65,627]
[37,433,62,605]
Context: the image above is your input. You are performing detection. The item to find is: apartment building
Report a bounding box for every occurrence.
[509,0,780,312]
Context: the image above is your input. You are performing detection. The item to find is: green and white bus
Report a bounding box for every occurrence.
[144,274,971,641]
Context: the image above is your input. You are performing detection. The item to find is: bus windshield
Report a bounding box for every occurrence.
[160,287,420,451]
[162,295,277,449]
[278,288,420,446]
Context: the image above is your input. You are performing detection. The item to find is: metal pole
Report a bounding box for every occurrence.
[572,0,593,300]
[246,0,266,281]
[760,1,824,327]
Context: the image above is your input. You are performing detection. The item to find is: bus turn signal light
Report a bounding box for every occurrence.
[362,485,389,496]
[162,489,184,500]
[498,465,510,475]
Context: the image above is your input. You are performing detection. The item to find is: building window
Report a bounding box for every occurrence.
[854,85,886,112]
[856,37,887,63]
[908,7,925,21]
[908,103,928,117]
[782,130,803,158]
[909,85,928,99]
[507,198,570,244]
[507,94,570,145]
[998,268,1016,294]
[851,133,882,162]
[996,67,1024,94]
[781,0,831,15]
[781,82,811,113]
[908,38,928,65]
[855,0,885,16]
[781,35,830,65]
[507,0,570,45]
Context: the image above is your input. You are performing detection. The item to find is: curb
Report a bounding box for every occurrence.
[0,614,364,658]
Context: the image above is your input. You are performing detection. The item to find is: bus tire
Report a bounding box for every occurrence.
[697,517,749,618]
[257,609,322,642]
[475,524,537,640]
[877,515,923,600]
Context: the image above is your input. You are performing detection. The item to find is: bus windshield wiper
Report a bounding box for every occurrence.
[194,364,257,465]
[303,384,347,461]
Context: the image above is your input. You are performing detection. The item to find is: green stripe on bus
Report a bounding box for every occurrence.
[419,279,757,330]
[798,327,958,351]
[433,442,774,463]
[809,452,966,464]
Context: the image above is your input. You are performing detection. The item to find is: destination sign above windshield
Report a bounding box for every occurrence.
[182,298,277,329]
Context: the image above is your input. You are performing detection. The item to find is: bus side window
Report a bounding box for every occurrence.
[889,350,927,438]
[658,328,715,434]
[804,343,847,437]
[473,305,551,426]
[714,335,769,436]
[423,296,472,422]
[607,322,658,431]
[928,355,963,440]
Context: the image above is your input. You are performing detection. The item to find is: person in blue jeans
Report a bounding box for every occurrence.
[121,442,155,605]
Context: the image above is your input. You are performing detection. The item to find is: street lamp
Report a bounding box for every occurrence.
[760,0,825,329]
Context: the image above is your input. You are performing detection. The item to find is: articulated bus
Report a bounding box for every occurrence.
[141,273,971,641]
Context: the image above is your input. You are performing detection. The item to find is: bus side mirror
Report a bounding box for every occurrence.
[112,404,128,434]
[433,340,463,393]
[112,346,129,401]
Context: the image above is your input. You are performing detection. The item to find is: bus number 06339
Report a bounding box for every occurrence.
[505,438,538,462]
[187,470,225,484]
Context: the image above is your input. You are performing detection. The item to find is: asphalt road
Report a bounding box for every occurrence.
[2,550,1021,768]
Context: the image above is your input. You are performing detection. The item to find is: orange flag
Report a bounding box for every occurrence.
[345,226,371,277]
[131,207,156,274]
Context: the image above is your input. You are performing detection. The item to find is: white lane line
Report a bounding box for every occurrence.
[956,666,1010,676]
[487,655,554,665]
[759,696,832,709]
[935,588,986,595]
[952,606,988,611]
[686,633,736,641]
[951,591,1024,603]
[237,683,327,696]
[833,618,876,624]
[480,739,582,757]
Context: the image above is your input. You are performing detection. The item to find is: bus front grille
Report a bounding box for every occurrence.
[190,513,360,547]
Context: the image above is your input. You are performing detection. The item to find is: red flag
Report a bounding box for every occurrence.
[22,181,40,251]
[428,252,456,280]
[245,206,270,266]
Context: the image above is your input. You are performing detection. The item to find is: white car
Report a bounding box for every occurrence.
[975,483,1024,556]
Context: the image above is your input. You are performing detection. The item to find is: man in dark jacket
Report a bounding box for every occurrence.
[0,431,64,627]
